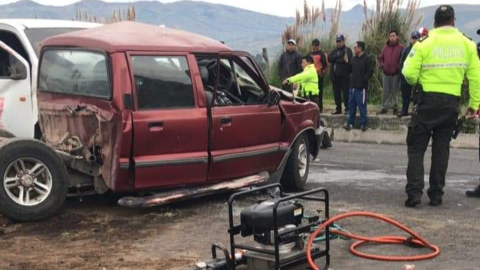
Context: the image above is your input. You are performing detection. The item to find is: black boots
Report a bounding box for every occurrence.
[429,199,443,207]
[466,185,480,198]
[405,198,421,208]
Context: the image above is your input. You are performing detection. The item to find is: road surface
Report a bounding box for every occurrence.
[0,143,479,270]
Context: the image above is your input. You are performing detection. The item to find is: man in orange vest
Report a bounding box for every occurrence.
[308,39,329,113]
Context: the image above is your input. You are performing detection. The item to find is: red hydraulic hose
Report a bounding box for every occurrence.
[306,212,441,270]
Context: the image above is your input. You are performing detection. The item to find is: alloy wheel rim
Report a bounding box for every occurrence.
[298,141,308,178]
[3,157,53,206]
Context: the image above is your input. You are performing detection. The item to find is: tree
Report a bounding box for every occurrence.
[73,5,136,23]
[270,0,342,89]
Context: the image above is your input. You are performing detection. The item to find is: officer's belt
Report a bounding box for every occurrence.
[422,92,460,104]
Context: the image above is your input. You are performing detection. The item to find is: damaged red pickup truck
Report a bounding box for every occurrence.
[0,22,325,221]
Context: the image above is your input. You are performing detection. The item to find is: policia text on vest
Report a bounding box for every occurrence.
[401,5,480,208]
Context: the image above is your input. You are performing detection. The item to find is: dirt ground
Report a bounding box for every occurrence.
[0,142,479,270]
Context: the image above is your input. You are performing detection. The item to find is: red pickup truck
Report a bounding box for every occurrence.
[0,22,325,221]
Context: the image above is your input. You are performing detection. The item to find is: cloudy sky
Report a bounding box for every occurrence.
[0,0,477,17]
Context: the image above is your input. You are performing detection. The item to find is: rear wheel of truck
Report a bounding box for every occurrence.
[0,139,68,222]
[280,133,310,191]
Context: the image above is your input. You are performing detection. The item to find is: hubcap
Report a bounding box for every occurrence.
[20,175,34,187]
[3,158,53,206]
[298,140,308,178]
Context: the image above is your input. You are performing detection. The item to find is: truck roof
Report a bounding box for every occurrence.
[0,19,101,29]
[41,21,231,54]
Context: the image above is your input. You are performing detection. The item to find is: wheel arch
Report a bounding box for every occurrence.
[304,128,320,159]
[34,122,42,140]
[275,127,316,171]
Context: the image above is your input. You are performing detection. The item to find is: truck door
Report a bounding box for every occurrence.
[207,53,284,181]
[129,53,209,189]
[0,41,32,138]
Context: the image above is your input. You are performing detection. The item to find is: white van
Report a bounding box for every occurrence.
[0,19,100,138]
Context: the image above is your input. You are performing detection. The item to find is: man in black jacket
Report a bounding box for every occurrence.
[279,39,302,93]
[466,29,480,198]
[344,41,374,131]
[397,31,421,118]
[329,34,353,115]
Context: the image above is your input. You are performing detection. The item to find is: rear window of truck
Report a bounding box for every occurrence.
[38,49,110,99]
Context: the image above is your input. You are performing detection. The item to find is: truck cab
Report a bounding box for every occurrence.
[0,19,100,138]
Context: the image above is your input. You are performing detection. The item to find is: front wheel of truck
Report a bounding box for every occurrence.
[280,133,310,191]
[0,139,68,222]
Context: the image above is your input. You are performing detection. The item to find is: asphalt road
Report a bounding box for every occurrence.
[308,142,480,270]
[0,142,479,270]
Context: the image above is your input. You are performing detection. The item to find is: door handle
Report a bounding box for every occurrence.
[148,121,164,132]
[221,117,232,125]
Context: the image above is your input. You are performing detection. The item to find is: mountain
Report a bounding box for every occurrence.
[0,0,294,53]
[417,4,480,39]
[0,1,479,55]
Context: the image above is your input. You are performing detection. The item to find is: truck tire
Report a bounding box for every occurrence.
[0,139,68,222]
[280,133,310,191]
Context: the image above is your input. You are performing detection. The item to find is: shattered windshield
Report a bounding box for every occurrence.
[24,28,86,57]
[220,58,263,93]
[38,49,110,99]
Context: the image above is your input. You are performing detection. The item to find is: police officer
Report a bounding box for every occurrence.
[402,5,480,207]
[466,29,480,198]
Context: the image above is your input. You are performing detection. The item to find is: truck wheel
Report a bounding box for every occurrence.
[0,139,68,222]
[280,133,310,191]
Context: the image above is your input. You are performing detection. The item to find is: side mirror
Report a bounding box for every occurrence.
[267,90,281,107]
[9,65,26,80]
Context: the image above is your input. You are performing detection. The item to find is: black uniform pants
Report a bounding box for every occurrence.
[332,75,350,113]
[318,75,324,112]
[304,93,320,107]
[406,93,460,200]
[400,79,413,114]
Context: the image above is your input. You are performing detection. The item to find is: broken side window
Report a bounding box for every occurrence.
[131,55,195,110]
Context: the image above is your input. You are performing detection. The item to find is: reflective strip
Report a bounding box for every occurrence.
[421,63,468,69]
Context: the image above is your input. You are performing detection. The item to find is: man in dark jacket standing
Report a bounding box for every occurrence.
[466,28,480,198]
[279,39,302,93]
[329,34,353,115]
[378,30,404,115]
[397,31,421,118]
[344,41,374,131]
[308,39,328,113]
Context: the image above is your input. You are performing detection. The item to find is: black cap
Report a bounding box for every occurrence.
[434,5,455,24]
[411,31,421,39]
[477,29,480,35]
[312,39,320,46]
[336,34,345,41]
